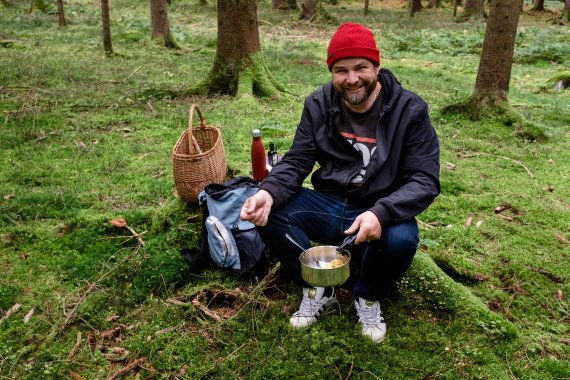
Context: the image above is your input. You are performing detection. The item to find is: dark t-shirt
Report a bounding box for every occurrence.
[338,93,383,185]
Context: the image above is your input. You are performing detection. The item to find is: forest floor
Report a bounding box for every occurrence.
[1,0,569,379]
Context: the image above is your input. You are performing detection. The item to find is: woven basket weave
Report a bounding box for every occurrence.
[172,104,226,203]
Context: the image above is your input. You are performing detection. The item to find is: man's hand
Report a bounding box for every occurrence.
[344,211,382,245]
[240,189,274,226]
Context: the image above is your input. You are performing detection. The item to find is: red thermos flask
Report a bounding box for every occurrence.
[251,129,267,182]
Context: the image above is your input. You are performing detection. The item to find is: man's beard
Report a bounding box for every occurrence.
[337,80,377,106]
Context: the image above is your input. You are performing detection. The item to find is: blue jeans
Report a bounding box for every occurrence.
[259,188,419,301]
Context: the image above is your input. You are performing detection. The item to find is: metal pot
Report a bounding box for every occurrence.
[300,245,351,287]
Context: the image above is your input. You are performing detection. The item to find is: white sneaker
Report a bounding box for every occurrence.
[290,287,337,328]
[354,297,386,343]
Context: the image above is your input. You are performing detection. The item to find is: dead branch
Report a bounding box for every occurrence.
[60,239,143,331]
[192,297,223,322]
[461,152,533,178]
[124,224,145,246]
[67,331,82,360]
[60,283,97,331]
[529,267,564,283]
[0,303,21,324]
[105,357,147,380]
[23,307,35,324]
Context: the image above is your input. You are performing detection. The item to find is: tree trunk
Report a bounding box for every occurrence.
[474,0,521,102]
[530,0,545,12]
[532,0,546,12]
[300,0,317,20]
[195,0,283,97]
[149,0,181,49]
[428,0,440,9]
[101,0,113,56]
[272,0,286,8]
[565,0,570,21]
[463,0,484,19]
[364,0,369,15]
[57,0,66,27]
[409,0,423,17]
[444,0,523,120]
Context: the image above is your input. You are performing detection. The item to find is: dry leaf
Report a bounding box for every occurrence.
[556,289,563,301]
[473,273,490,282]
[465,215,473,227]
[3,194,16,200]
[19,252,27,260]
[445,162,456,170]
[476,220,483,228]
[110,218,126,228]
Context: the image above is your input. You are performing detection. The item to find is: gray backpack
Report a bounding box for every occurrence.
[198,176,267,272]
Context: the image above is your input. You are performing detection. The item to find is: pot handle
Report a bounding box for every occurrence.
[337,233,357,256]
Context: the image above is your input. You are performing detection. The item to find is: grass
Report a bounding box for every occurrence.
[1,0,569,379]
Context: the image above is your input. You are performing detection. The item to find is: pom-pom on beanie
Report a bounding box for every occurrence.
[326,22,380,71]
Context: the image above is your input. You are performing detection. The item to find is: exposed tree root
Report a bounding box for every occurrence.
[442,94,547,141]
[190,52,285,98]
[401,252,518,338]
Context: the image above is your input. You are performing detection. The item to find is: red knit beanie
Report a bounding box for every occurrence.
[327,22,380,71]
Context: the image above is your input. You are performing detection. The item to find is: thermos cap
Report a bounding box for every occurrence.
[252,129,261,137]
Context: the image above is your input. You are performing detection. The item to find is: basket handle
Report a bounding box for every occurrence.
[188,104,205,155]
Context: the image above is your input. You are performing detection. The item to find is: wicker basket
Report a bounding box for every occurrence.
[172,104,226,203]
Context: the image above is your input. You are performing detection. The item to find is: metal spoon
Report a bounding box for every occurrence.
[285,233,321,268]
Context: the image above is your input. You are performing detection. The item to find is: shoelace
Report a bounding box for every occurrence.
[295,297,327,317]
[358,302,382,325]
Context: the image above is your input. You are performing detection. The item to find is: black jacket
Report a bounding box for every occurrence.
[260,69,440,228]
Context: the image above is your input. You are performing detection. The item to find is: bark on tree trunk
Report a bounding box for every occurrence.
[428,0,440,9]
[101,0,113,55]
[564,0,570,21]
[463,0,484,19]
[474,0,521,102]
[272,0,286,8]
[195,0,283,97]
[364,0,369,15]
[409,0,423,17]
[57,0,66,27]
[301,0,317,20]
[150,0,180,49]
[531,0,545,12]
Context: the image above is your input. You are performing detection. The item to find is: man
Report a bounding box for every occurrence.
[240,22,440,343]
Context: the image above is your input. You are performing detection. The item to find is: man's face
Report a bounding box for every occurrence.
[331,58,379,106]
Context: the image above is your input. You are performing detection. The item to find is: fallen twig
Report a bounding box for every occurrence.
[192,297,223,322]
[67,331,82,360]
[60,283,97,331]
[461,152,533,178]
[105,357,147,380]
[0,303,21,324]
[124,224,145,246]
[123,65,142,82]
[529,267,564,283]
[23,307,35,324]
